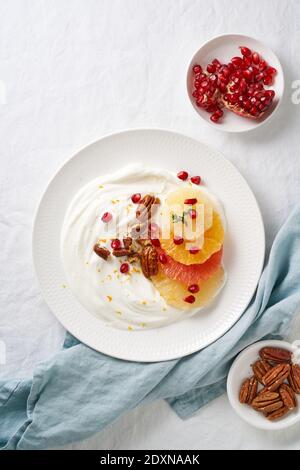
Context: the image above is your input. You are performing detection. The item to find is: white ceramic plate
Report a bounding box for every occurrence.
[227,340,300,430]
[33,129,265,362]
[187,34,284,133]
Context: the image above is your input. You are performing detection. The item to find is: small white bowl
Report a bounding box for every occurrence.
[187,34,285,133]
[227,339,300,430]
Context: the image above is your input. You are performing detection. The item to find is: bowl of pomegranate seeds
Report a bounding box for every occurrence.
[187,34,284,132]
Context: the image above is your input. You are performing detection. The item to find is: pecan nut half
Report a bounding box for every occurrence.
[251,389,280,411]
[252,359,272,383]
[239,376,258,404]
[136,194,160,221]
[279,383,297,410]
[112,248,132,257]
[261,400,284,415]
[262,364,290,391]
[288,364,300,394]
[266,406,289,421]
[259,347,292,364]
[93,244,110,260]
[140,245,159,278]
[123,237,133,250]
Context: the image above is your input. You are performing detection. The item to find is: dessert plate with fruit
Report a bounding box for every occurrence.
[33,129,265,361]
[187,34,284,132]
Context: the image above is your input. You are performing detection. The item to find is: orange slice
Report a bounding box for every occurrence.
[160,210,224,265]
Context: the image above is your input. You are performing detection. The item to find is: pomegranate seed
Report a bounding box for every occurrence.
[151,238,160,247]
[255,72,264,82]
[265,66,277,76]
[177,170,188,181]
[193,64,202,74]
[159,253,168,264]
[243,56,252,67]
[259,60,267,71]
[191,175,201,185]
[174,236,184,245]
[266,90,275,99]
[184,198,197,205]
[210,112,220,123]
[207,63,216,73]
[240,46,252,57]
[252,52,260,65]
[215,108,223,117]
[201,80,209,89]
[239,78,248,92]
[189,247,200,254]
[101,212,112,223]
[263,96,271,105]
[234,69,243,78]
[243,99,251,110]
[219,74,229,84]
[221,65,230,77]
[189,209,197,219]
[131,193,141,203]
[206,104,218,113]
[209,73,218,83]
[188,284,200,294]
[218,82,227,93]
[212,58,221,69]
[184,295,196,304]
[192,90,199,98]
[263,75,273,86]
[253,91,263,100]
[228,94,237,104]
[224,93,231,102]
[230,83,239,92]
[243,69,253,82]
[120,263,129,274]
[254,82,264,90]
[250,106,258,116]
[227,62,234,73]
[231,56,244,67]
[194,80,201,89]
[111,239,121,250]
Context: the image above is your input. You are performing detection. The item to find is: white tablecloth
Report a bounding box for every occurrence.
[1,0,300,450]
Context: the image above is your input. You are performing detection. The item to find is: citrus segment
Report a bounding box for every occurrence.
[152,267,225,310]
[156,246,223,285]
[160,210,224,265]
[164,186,214,233]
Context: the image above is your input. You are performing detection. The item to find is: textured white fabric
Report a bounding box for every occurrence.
[1,0,300,450]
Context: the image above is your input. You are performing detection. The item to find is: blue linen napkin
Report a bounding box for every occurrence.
[1,204,300,450]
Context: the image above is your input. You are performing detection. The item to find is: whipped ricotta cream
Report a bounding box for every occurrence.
[61,164,226,330]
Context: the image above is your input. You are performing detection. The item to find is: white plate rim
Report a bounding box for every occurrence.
[32,128,265,362]
[186,33,285,133]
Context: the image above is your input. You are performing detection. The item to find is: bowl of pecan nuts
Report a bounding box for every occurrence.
[227,340,300,429]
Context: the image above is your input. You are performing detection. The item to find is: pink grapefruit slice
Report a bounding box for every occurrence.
[156,246,223,286]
